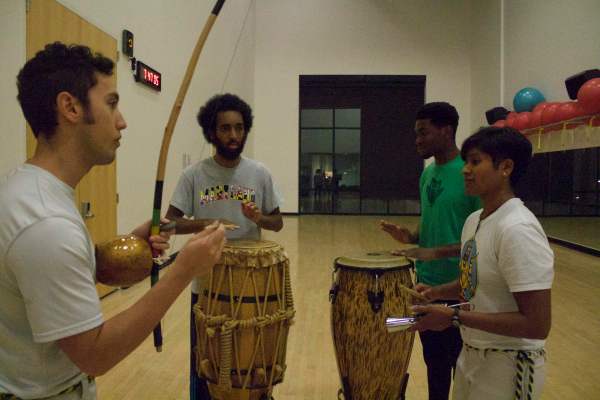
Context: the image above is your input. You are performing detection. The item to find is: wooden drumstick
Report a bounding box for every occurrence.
[398,284,430,303]
[223,223,240,230]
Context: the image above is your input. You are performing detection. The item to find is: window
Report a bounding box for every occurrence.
[299,75,425,215]
[299,108,360,213]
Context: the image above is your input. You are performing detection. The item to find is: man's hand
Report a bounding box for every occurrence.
[131,218,173,256]
[241,201,262,224]
[392,247,437,261]
[379,220,414,243]
[177,222,226,278]
[414,283,439,302]
[57,221,226,377]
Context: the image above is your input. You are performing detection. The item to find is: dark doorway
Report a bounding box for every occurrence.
[299,75,425,215]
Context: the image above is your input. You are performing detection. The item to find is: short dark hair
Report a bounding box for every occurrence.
[461,126,532,187]
[196,93,253,144]
[17,42,114,138]
[415,102,459,137]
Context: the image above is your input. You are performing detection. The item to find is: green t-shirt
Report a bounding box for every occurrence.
[417,155,481,286]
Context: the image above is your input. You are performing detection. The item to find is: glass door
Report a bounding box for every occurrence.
[299,108,361,214]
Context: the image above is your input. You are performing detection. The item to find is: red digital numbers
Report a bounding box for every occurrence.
[137,62,161,90]
[143,68,160,87]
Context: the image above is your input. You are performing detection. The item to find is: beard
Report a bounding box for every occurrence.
[215,138,246,160]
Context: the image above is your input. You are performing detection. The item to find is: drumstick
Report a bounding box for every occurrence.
[222,222,240,230]
[159,221,177,231]
[398,284,430,303]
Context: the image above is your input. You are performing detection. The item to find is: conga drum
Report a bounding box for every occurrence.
[194,240,295,400]
[330,252,416,400]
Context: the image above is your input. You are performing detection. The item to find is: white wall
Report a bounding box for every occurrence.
[253,0,474,213]
[503,0,600,108]
[0,1,26,173]
[469,0,502,134]
[3,0,599,219]
[0,0,255,234]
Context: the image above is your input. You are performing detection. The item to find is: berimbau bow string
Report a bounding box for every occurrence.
[150,0,226,352]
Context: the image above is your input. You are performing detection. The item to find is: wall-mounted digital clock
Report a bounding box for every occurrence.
[135,61,162,91]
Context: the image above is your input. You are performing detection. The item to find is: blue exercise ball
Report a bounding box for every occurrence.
[513,87,546,112]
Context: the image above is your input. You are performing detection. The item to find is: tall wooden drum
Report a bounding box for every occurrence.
[330,252,415,400]
[194,240,295,400]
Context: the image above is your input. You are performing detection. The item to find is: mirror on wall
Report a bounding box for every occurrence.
[517,147,600,252]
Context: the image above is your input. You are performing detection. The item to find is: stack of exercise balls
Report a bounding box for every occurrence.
[490,87,548,130]
[489,76,600,133]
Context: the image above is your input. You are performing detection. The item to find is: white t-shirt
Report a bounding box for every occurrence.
[458,198,554,350]
[170,156,282,293]
[0,164,103,398]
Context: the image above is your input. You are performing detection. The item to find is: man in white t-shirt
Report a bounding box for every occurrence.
[165,93,283,400]
[0,42,226,400]
[410,127,554,400]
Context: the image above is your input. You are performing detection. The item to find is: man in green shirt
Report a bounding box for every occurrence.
[381,102,480,400]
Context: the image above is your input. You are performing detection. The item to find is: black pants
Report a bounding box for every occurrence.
[418,323,463,400]
[190,292,212,400]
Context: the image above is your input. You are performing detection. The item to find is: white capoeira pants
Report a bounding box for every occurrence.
[452,343,546,400]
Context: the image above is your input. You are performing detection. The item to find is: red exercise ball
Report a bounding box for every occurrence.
[513,112,532,131]
[493,119,506,128]
[505,112,518,127]
[577,78,600,114]
[555,101,585,122]
[541,103,561,125]
[530,108,544,128]
[532,102,550,114]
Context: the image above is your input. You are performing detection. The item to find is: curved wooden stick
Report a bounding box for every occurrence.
[150,0,226,352]
[398,284,429,303]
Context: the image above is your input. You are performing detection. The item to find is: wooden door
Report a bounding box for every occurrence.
[26,0,118,298]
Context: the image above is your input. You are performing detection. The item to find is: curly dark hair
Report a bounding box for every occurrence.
[17,42,114,138]
[196,93,253,143]
[461,126,532,187]
[415,102,459,138]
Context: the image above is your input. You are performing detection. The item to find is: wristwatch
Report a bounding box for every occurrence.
[451,307,462,328]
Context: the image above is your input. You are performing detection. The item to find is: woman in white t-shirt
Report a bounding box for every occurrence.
[411,126,554,400]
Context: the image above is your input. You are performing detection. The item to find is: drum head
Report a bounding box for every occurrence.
[219,239,286,269]
[335,251,411,271]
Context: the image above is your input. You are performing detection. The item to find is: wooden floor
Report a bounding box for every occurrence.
[97,215,600,399]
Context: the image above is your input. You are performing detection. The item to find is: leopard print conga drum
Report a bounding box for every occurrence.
[194,240,295,400]
[330,252,416,400]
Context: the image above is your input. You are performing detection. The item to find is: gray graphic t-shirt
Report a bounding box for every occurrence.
[170,156,282,293]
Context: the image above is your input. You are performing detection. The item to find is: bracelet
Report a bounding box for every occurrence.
[451,307,461,328]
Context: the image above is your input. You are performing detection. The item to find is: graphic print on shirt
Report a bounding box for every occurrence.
[426,177,444,206]
[198,184,256,207]
[459,237,478,300]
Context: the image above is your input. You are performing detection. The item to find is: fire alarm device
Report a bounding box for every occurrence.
[122,30,134,58]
